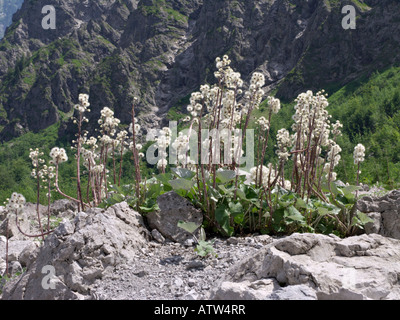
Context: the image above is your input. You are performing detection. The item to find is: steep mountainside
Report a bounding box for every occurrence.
[0,0,399,141]
[0,0,24,39]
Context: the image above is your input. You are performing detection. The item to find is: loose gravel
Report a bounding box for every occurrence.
[91,235,275,300]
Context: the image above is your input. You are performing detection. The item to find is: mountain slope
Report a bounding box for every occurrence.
[0,0,399,142]
[0,0,24,39]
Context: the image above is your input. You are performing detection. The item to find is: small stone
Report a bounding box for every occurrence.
[9,261,23,276]
[204,265,213,272]
[174,277,184,287]
[183,238,195,247]
[186,260,205,270]
[183,290,199,300]
[151,229,165,244]
[134,270,148,278]
[188,279,197,287]
[227,237,239,245]
[55,219,75,236]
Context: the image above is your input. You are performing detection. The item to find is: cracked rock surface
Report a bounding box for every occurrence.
[210,233,400,300]
[2,199,400,300]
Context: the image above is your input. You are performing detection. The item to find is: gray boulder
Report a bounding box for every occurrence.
[0,206,5,220]
[268,285,318,300]
[1,201,149,300]
[209,233,400,300]
[147,192,203,244]
[0,212,31,240]
[357,189,400,239]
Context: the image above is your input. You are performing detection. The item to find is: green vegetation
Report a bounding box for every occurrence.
[328,67,400,188]
[140,0,188,24]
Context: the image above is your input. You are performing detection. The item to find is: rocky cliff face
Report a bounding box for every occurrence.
[0,0,24,39]
[0,0,398,141]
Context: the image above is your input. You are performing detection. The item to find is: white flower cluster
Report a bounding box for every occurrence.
[214,55,243,89]
[276,128,291,162]
[267,96,281,114]
[290,90,332,171]
[74,93,91,113]
[81,147,97,170]
[243,72,265,113]
[128,118,141,136]
[256,116,269,131]
[155,127,172,170]
[49,147,68,164]
[29,148,45,168]
[292,90,329,137]
[249,164,291,189]
[98,107,121,137]
[169,131,196,170]
[353,143,365,165]
[31,164,55,181]
[324,142,342,181]
[332,120,343,137]
[115,130,130,154]
[250,165,273,187]
[5,192,26,211]
[187,56,266,131]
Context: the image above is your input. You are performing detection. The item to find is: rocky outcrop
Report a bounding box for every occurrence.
[147,191,203,244]
[0,237,37,275]
[1,201,149,300]
[0,0,24,39]
[0,199,78,241]
[357,189,400,240]
[209,233,400,300]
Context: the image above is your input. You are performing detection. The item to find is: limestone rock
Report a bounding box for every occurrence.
[357,189,400,239]
[1,202,149,300]
[147,192,203,244]
[211,279,280,300]
[210,233,400,300]
[267,284,318,300]
[151,229,165,244]
[0,212,31,240]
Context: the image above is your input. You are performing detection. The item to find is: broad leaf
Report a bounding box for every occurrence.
[284,205,305,223]
[215,170,236,184]
[168,178,194,191]
[352,212,374,227]
[156,173,173,185]
[171,168,196,180]
[228,201,243,217]
[215,204,234,236]
[177,220,202,234]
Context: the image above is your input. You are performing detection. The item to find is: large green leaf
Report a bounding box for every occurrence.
[317,207,331,216]
[272,208,285,232]
[215,204,234,236]
[235,188,247,201]
[168,178,195,191]
[177,220,202,234]
[284,205,305,223]
[341,185,361,202]
[352,212,374,227]
[228,201,243,217]
[156,173,173,185]
[171,168,196,180]
[146,182,162,198]
[215,170,236,184]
